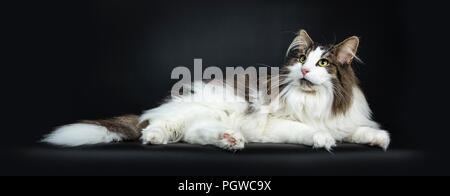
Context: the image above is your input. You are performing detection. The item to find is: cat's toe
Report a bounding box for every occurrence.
[369,131,390,151]
[141,129,168,145]
[219,130,245,151]
[312,132,336,151]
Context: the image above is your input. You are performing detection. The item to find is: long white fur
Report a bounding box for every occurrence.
[42,123,124,147]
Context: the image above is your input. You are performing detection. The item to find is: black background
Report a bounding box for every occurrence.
[3,0,450,175]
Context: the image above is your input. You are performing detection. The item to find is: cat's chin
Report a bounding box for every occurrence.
[299,79,317,93]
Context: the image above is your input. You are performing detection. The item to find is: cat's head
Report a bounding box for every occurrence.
[281,30,360,114]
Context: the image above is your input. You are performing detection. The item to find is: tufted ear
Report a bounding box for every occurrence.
[335,36,359,65]
[286,29,314,55]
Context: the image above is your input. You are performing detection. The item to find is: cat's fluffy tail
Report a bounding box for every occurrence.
[41,115,148,147]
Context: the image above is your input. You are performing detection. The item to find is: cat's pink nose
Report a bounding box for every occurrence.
[301,68,310,76]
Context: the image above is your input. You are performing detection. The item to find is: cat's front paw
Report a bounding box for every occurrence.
[218,130,245,151]
[351,127,390,151]
[368,130,390,151]
[141,128,168,145]
[312,132,336,151]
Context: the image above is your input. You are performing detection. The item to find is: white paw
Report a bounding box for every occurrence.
[368,131,390,151]
[312,132,336,151]
[141,129,168,145]
[218,130,245,151]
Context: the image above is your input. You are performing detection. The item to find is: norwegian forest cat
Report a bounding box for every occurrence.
[42,30,390,151]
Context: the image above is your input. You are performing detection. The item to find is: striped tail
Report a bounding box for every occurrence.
[42,115,149,147]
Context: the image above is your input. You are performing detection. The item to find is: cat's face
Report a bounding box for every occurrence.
[283,30,359,94]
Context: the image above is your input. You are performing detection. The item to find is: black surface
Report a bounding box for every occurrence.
[7,143,423,176]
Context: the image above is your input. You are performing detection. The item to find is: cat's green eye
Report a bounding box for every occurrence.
[298,55,307,63]
[318,59,329,67]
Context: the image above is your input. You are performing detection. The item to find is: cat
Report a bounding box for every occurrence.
[42,29,390,151]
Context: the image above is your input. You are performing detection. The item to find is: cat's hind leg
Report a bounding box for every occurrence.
[141,120,183,145]
[183,120,245,151]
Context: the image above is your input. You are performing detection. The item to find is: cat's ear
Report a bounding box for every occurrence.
[287,29,314,55]
[296,29,314,49]
[335,36,359,65]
